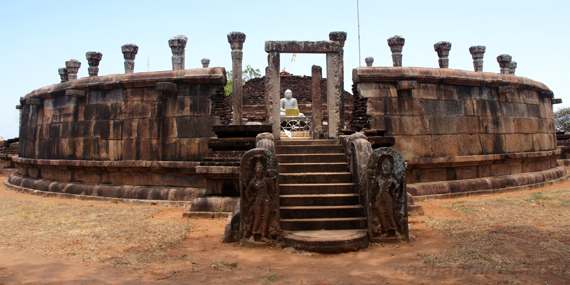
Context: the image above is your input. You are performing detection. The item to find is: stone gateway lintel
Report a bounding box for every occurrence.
[265,41,341,53]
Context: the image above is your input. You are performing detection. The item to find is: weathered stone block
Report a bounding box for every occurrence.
[458,134,483,155]
[479,134,504,154]
[357,82,397,98]
[429,117,458,135]
[392,135,432,159]
[431,135,459,157]
[503,134,533,153]
[122,119,138,139]
[137,118,160,139]
[423,99,464,117]
[388,116,430,135]
[124,88,162,102]
[456,116,480,134]
[88,89,124,104]
[125,101,152,119]
[475,100,501,117]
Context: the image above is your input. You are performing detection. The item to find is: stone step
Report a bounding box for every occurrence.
[280,194,359,206]
[281,230,369,253]
[276,153,346,164]
[280,162,348,173]
[280,183,355,195]
[280,205,364,219]
[280,217,367,231]
[275,140,339,146]
[275,145,344,154]
[280,172,352,184]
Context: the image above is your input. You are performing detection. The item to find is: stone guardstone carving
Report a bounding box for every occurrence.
[239,148,280,243]
[366,147,408,242]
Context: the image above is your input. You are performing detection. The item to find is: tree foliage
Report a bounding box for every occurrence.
[225,65,261,95]
[554,107,570,132]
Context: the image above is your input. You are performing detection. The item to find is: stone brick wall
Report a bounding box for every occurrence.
[352,67,561,190]
[19,68,226,162]
[234,73,353,124]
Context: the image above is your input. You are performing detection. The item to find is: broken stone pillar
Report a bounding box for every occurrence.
[86,51,103,77]
[510,61,517,75]
[326,52,341,138]
[267,52,281,139]
[256,132,275,154]
[65,59,81,80]
[58,68,68,83]
[365,57,374,67]
[169,35,188,70]
[469,45,486,72]
[387,36,405,67]
[329,32,347,129]
[121,44,138,74]
[312,65,323,139]
[497,54,512,74]
[434,41,452,68]
[228,31,246,125]
[201,58,210,68]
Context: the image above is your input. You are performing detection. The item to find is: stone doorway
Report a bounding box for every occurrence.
[264,32,346,140]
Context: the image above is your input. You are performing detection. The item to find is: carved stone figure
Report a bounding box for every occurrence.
[366,147,408,242]
[280,89,304,118]
[239,148,280,242]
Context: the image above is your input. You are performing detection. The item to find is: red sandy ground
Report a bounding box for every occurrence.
[1,178,569,285]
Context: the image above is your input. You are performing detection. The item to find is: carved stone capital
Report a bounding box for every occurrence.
[169,35,188,70]
[434,41,452,68]
[469,45,486,72]
[365,57,374,67]
[329,31,347,47]
[227,31,246,50]
[58,67,68,83]
[497,54,512,74]
[509,61,517,75]
[201,58,210,68]
[86,51,103,77]
[387,36,405,67]
[65,59,81,80]
[121,44,138,74]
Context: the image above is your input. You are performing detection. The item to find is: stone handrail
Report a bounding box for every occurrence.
[343,133,373,211]
[352,67,552,95]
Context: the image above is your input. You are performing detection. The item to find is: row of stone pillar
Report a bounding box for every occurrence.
[57,36,212,83]
[364,36,518,75]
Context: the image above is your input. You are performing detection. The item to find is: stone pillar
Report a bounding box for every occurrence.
[497,54,512,74]
[365,57,374,67]
[510,61,517,75]
[433,41,451,69]
[58,68,68,83]
[256,132,275,154]
[329,31,347,130]
[267,52,281,139]
[312,65,323,139]
[387,36,405,67]
[86,51,103,77]
[326,52,341,138]
[227,32,246,125]
[169,35,188,70]
[201,58,210,68]
[121,44,138,74]
[65,59,81,80]
[469,45,486,72]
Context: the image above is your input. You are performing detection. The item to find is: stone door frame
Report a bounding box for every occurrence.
[265,40,343,139]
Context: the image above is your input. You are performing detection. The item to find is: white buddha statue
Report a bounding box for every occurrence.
[280,89,304,118]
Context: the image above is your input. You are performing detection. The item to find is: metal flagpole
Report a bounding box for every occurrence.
[357,0,362,66]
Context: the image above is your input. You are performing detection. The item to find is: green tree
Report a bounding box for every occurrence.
[225,65,261,95]
[554,107,570,132]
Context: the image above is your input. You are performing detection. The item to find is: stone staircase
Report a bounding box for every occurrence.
[275,139,369,252]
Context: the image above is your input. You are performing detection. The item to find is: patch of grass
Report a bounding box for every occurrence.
[209,260,239,271]
[457,207,478,213]
[416,253,435,264]
[266,263,277,282]
[531,192,551,200]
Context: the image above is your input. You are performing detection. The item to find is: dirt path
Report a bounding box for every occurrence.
[1,174,569,284]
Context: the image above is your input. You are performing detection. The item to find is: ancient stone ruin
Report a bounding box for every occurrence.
[8,30,565,252]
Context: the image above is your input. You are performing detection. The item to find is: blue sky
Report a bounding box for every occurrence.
[1,0,568,139]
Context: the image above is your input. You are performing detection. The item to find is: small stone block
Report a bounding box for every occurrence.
[156,82,177,93]
[26,99,42,105]
[552,98,563,104]
[498,86,515,95]
[16,105,22,109]
[65,89,86,98]
[541,92,554,98]
[397,80,417,91]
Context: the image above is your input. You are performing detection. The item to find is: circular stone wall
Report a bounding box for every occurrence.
[8,68,227,204]
[351,67,566,196]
